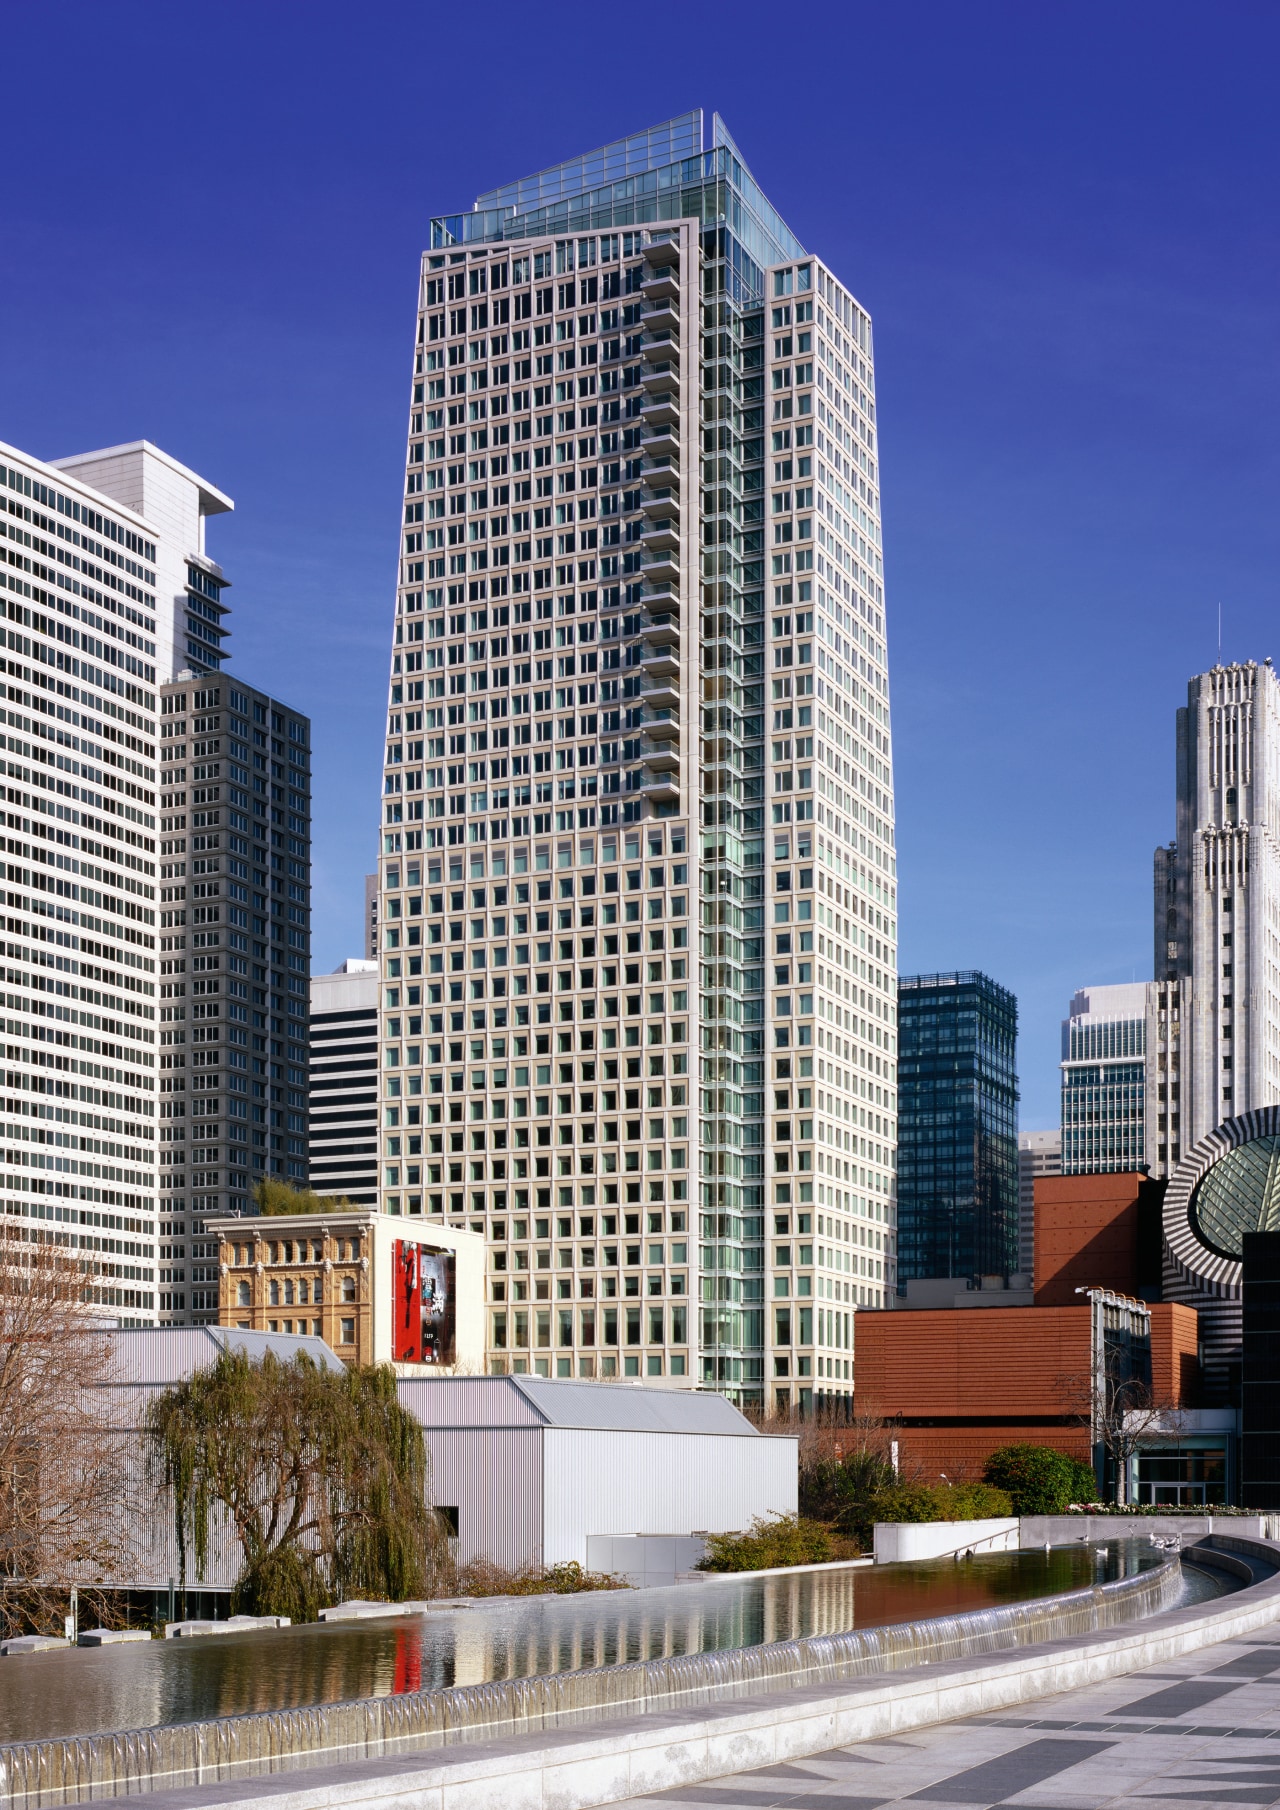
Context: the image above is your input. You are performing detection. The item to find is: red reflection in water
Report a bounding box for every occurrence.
[392,1626,422,1695]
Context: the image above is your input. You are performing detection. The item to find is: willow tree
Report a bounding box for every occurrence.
[147,1349,445,1619]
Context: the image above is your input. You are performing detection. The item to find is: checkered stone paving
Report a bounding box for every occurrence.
[600,1636,1280,1809]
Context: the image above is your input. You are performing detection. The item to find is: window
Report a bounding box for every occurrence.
[340,1318,355,1345]
[342,1275,357,1302]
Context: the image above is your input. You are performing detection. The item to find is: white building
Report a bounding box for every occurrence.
[51,441,234,683]
[309,959,379,1204]
[0,437,234,1325]
[1016,1128,1060,1276]
[395,1374,797,1573]
[374,110,898,1416]
[90,1330,796,1603]
[1155,661,1280,1155]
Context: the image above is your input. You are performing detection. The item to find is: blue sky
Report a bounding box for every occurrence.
[2,2,1277,1127]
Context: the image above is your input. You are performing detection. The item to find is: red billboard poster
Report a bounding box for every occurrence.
[392,1240,457,1365]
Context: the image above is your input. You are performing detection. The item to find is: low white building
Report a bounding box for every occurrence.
[90,1332,796,1605]
[399,1373,797,1573]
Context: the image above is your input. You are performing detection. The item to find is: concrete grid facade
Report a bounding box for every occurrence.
[374,113,898,1414]
[156,672,311,1323]
[1156,661,1280,1160]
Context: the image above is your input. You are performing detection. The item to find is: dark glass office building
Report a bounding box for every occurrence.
[896,972,1019,1285]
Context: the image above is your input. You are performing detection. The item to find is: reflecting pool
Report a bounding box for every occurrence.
[0,1541,1177,1745]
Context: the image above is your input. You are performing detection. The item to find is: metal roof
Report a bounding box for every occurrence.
[511,1375,758,1434]
[398,1374,758,1436]
[103,1325,346,1385]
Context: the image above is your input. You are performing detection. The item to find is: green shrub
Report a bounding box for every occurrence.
[836,1479,1012,1551]
[1066,1457,1102,1504]
[983,1444,1099,1515]
[698,1514,833,1573]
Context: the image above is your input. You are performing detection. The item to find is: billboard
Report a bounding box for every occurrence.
[392,1239,457,1366]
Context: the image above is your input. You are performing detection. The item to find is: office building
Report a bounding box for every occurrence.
[374,111,899,1412]
[1156,659,1280,1152]
[1060,983,1148,1174]
[1017,1127,1060,1278]
[896,972,1018,1285]
[0,436,237,1327]
[309,958,379,1204]
[156,672,312,1322]
[49,440,233,683]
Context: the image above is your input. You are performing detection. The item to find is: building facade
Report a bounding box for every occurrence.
[309,959,379,1204]
[0,437,238,1327]
[1156,660,1280,1154]
[1017,1127,1060,1278]
[896,972,1018,1285]
[1060,982,1148,1175]
[214,1207,484,1369]
[156,672,312,1322]
[373,112,899,1413]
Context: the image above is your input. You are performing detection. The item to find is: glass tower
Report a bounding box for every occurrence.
[896,972,1018,1284]
[377,112,898,1412]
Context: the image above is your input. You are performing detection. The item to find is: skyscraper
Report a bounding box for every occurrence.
[1155,660,1280,1153]
[375,112,898,1412]
[0,437,312,1327]
[0,437,235,1327]
[896,972,1018,1285]
[157,672,312,1324]
[1060,982,1148,1175]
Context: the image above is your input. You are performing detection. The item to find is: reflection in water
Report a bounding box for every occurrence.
[0,1543,1163,1746]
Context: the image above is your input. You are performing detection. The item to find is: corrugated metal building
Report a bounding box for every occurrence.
[92,1327,345,1598]
[92,1335,796,1601]
[398,1375,798,1570]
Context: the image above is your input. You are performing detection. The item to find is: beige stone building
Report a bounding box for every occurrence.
[212,1206,484,1370]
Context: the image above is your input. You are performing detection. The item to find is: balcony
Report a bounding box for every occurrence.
[643,546,680,587]
[642,487,681,521]
[644,743,680,773]
[643,680,681,714]
[643,299,680,336]
[641,774,680,806]
[642,236,681,265]
[641,516,679,555]
[643,454,681,491]
[645,613,680,646]
[641,391,680,430]
[641,265,679,303]
[640,647,680,681]
[640,359,680,393]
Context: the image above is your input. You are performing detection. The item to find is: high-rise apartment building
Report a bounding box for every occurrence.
[1060,982,1148,1175]
[156,673,312,1322]
[0,437,235,1326]
[375,112,898,1413]
[1017,1127,1060,1277]
[896,972,1018,1285]
[1155,660,1280,1155]
[309,959,379,1205]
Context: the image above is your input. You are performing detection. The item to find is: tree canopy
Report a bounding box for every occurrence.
[147,1349,445,1619]
[252,1178,361,1216]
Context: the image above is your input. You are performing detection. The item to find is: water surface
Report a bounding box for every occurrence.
[0,1542,1167,1745]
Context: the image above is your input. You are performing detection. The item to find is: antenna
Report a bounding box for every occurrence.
[1218,601,1222,663]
